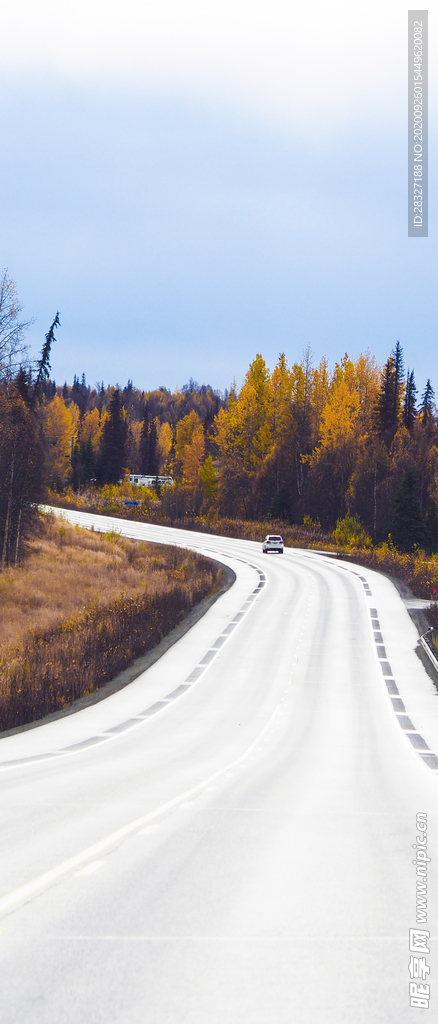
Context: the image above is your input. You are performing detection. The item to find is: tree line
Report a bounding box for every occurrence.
[41,375,225,491]
[1,269,437,562]
[212,345,437,550]
[41,344,438,551]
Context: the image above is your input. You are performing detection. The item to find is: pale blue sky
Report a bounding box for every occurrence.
[1,1,436,393]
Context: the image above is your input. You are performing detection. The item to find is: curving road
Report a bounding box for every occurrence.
[0,510,437,1023]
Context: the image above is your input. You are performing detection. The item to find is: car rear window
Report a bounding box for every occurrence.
[268,536,282,541]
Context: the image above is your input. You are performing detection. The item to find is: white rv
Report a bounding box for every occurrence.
[128,474,174,488]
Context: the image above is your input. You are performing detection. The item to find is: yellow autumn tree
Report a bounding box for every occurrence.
[252,353,296,517]
[318,377,360,450]
[44,395,80,487]
[199,455,218,509]
[215,354,273,516]
[175,411,205,497]
[79,407,106,452]
[157,421,173,475]
[305,353,381,527]
[286,350,329,501]
[269,353,294,451]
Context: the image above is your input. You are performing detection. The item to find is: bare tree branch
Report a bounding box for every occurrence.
[0,269,33,379]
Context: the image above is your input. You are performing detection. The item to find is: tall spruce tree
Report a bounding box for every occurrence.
[391,466,428,551]
[376,342,404,440]
[148,417,159,475]
[34,312,60,402]
[392,341,404,424]
[403,369,417,429]
[139,402,158,475]
[420,379,435,425]
[376,356,396,434]
[139,402,150,473]
[99,388,127,483]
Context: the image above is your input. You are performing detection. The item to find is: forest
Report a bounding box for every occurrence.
[1,269,437,563]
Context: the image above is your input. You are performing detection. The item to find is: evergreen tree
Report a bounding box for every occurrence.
[420,379,435,425]
[71,440,82,487]
[139,403,150,473]
[391,466,428,551]
[270,484,291,520]
[148,417,159,475]
[376,357,395,435]
[71,436,95,489]
[403,369,417,429]
[83,436,94,476]
[99,388,127,483]
[0,384,45,565]
[15,366,32,406]
[0,310,60,563]
[392,340,404,425]
[34,312,60,401]
[139,402,159,475]
[376,343,404,440]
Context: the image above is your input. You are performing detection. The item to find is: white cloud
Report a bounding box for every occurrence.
[2,0,412,125]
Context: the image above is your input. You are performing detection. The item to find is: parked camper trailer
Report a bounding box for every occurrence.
[128,474,174,488]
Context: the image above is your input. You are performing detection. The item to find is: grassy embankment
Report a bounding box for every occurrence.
[0,515,224,731]
[51,484,438,607]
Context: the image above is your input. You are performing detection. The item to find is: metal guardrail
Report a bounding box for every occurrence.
[420,628,438,672]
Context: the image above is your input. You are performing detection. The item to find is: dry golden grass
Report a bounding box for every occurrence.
[0,514,223,730]
[0,515,189,646]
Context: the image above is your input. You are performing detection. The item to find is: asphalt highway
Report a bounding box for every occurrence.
[0,511,437,1023]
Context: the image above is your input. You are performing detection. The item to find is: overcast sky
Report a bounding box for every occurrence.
[1,1,436,393]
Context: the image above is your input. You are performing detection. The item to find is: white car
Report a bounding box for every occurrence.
[262,534,284,554]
